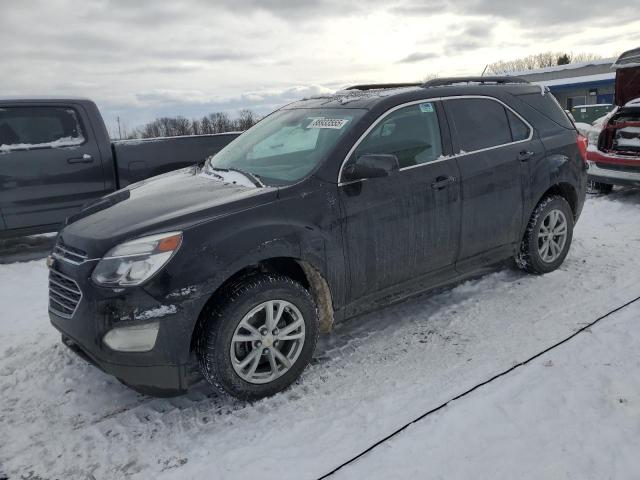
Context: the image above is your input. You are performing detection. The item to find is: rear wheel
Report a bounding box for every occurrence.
[516,195,574,274]
[587,179,613,194]
[196,274,319,401]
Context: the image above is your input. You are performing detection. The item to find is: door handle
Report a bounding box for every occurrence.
[431,175,457,190]
[67,154,93,164]
[518,150,535,162]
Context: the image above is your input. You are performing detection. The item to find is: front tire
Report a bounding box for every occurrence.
[516,195,574,274]
[196,274,319,401]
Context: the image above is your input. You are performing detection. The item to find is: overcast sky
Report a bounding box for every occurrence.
[2,0,639,135]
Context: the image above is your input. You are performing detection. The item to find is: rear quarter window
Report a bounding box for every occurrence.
[445,98,512,151]
[507,109,531,141]
[516,92,575,130]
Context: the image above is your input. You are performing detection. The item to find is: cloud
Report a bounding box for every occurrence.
[394,0,638,27]
[2,0,638,134]
[399,52,439,63]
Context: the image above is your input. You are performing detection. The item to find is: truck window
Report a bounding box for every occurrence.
[446,98,513,152]
[0,107,85,152]
[353,102,443,169]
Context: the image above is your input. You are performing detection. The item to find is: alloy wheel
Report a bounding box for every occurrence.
[230,300,306,384]
[538,209,568,263]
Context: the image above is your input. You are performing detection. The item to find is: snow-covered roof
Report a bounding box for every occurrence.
[572,104,613,108]
[531,72,615,87]
[504,58,615,77]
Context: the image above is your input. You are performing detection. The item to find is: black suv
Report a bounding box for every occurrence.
[48,77,587,400]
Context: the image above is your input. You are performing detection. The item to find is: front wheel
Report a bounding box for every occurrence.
[196,274,319,401]
[516,195,574,274]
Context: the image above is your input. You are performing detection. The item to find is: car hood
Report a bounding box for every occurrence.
[61,166,278,255]
[614,48,640,106]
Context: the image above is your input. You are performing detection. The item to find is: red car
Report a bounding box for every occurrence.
[587,47,640,193]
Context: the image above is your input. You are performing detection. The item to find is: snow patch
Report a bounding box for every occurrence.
[167,286,198,298]
[199,168,258,188]
[0,135,85,153]
[134,305,177,320]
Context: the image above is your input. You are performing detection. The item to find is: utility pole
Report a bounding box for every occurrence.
[117,116,122,140]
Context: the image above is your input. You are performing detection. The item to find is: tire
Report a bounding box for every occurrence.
[196,274,319,401]
[587,179,613,194]
[516,195,574,274]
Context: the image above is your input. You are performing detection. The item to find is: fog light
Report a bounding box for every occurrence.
[103,322,160,352]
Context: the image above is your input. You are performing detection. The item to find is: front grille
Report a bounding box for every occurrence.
[49,269,82,318]
[53,240,88,265]
[596,162,640,173]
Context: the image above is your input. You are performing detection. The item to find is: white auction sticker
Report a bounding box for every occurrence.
[307,118,349,129]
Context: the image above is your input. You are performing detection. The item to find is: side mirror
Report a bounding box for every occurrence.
[342,153,399,182]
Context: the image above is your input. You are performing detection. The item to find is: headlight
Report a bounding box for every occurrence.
[92,232,182,286]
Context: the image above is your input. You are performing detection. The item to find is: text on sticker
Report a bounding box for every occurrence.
[307,118,349,129]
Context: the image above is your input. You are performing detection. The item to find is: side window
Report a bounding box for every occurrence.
[0,107,85,152]
[446,98,512,152]
[352,102,443,169]
[507,109,530,142]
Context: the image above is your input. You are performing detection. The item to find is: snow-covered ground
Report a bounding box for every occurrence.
[336,298,640,480]
[1,189,640,479]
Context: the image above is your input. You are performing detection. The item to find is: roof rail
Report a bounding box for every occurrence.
[345,82,422,91]
[422,76,529,87]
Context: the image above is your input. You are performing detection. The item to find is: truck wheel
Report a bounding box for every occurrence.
[196,274,319,401]
[516,195,574,274]
[587,179,613,194]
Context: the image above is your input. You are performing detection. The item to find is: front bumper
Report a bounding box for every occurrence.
[48,257,209,396]
[587,149,640,187]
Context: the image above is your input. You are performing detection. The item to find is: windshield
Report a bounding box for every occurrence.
[205,108,366,185]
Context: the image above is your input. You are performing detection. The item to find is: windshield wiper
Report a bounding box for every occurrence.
[226,168,265,188]
[205,167,265,188]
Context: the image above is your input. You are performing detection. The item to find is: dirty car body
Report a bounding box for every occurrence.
[49,78,587,397]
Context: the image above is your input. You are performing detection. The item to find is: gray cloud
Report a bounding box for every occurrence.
[395,0,638,27]
[2,0,637,134]
[399,52,439,63]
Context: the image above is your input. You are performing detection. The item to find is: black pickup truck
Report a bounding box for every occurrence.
[0,98,239,237]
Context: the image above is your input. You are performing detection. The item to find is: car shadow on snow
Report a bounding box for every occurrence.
[0,233,56,264]
[590,186,640,205]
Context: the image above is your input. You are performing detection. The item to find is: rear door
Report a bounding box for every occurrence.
[0,104,105,231]
[338,101,461,310]
[443,97,536,269]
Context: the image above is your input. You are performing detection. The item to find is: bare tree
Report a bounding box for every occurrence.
[132,110,258,139]
[235,109,255,131]
[488,51,603,74]
[200,116,213,134]
[192,119,201,136]
[570,52,604,63]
